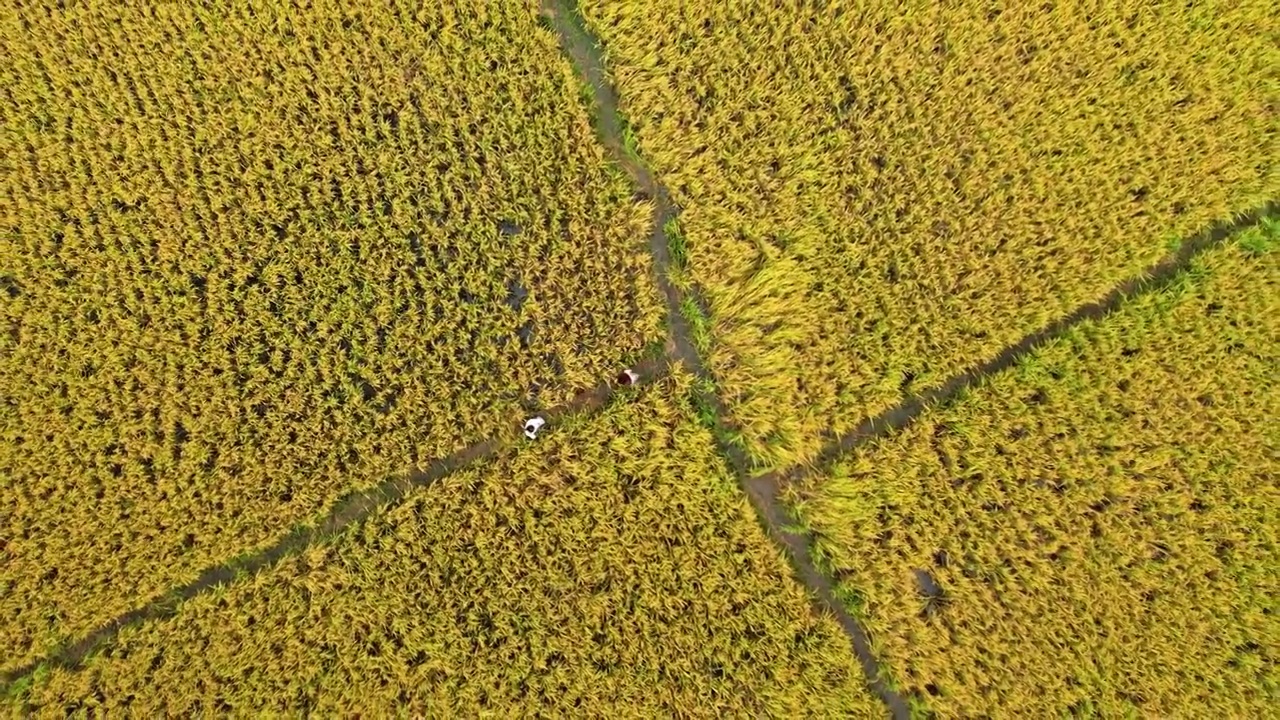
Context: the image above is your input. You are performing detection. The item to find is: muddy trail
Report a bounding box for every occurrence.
[0,355,669,686]
[542,2,1278,715]
[744,202,1277,711]
[541,0,914,716]
[769,200,1279,496]
[539,1,700,376]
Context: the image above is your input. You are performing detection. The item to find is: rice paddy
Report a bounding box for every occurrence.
[10,374,883,717]
[579,0,1280,468]
[0,0,663,671]
[790,228,1279,716]
[3,0,1278,714]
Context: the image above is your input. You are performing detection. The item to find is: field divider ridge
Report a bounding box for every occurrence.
[540,2,912,717]
[766,200,1278,496]
[744,200,1277,710]
[0,355,669,688]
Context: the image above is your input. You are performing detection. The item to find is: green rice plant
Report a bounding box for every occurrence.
[679,295,713,356]
[788,231,1279,716]
[665,217,688,269]
[12,372,884,717]
[0,0,665,671]
[664,216,693,290]
[620,116,643,164]
[579,0,1280,469]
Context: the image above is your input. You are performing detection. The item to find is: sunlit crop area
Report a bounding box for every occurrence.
[11,373,882,717]
[790,227,1279,716]
[580,0,1279,468]
[3,0,1278,713]
[0,0,664,671]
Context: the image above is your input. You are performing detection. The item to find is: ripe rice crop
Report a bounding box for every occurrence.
[789,226,1279,716]
[0,0,664,671]
[579,0,1279,468]
[11,372,883,717]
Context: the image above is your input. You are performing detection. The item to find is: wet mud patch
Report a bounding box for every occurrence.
[505,278,528,312]
[914,568,949,620]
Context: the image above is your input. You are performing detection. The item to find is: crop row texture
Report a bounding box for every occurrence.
[792,227,1278,716]
[13,372,883,717]
[0,0,664,670]
[580,0,1279,469]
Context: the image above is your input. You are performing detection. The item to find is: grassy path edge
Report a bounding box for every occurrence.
[0,354,669,693]
[752,203,1279,714]
[540,1,913,716]
[773,201,1280,491]
[543,2,1278,714]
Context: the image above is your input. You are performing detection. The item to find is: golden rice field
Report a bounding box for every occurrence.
[4,0,1279,715]
[790,227,1279,716]
[0,0,664,671]
[580,0,1280,468]
[10,373,883,717]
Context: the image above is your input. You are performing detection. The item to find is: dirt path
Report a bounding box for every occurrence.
[542,3,1278,717]
[0,355,668,686]
[541,1,914,716]
[539,0,700,375]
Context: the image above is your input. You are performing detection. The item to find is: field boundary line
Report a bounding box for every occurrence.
[541,2,913,717]
[746,201,1276,710]
[0,356,668,687]
[537,0,697,372]
[766,200,1278,495]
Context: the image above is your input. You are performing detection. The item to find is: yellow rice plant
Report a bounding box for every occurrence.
[12,371,883,718]
[580,0,1280,468]
[790,226,1279,716]
[0,0,664,670]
